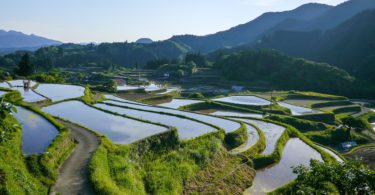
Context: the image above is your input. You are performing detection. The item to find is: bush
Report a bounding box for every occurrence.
[188,92,204,99]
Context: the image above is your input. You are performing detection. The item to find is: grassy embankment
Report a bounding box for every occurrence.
[90,129,256,194]
[0,91,76,194]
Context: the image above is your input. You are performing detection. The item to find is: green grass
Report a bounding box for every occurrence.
[266,114,333,133]
[0,114,48,194]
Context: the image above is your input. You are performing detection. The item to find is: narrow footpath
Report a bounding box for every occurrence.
[52,119,100,195]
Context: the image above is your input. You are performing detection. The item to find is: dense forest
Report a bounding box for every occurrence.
[213,49,375,98]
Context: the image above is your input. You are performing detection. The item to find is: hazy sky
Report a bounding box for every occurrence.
[0,0,347,43]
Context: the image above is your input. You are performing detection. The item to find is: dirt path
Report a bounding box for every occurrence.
[52,119,100,195]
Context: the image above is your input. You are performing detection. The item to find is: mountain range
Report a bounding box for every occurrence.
[0,30,62,54]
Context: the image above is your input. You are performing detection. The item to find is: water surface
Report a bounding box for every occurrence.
[95,104,216,139]
[157,87,179,94]
[213,96,270,106]
[211,111,263,118]
[43,101,168,144]
[35,84,84,101]
[230,124,259,154]
[245,138,323,195]
[278,102,320,115]
[13,88,45,102]
[158,99,203,109]
[103,100,241,132]
[0,91,7,97]
[13,106,59,155]
[234,118,285,155]
[316,145,343,162]
[0,82,10,88]
[7,80,37,87]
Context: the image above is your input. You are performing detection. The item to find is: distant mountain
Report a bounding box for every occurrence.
[0,30,62,54]
[255,9,375,82]
[168,0,375,53]
[136,38,153,44]
[170,3,332,52]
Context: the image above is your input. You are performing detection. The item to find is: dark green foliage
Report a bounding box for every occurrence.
[185,52,208,67]
[305,127,368,147]
[292,160,375,194]
[224,123,248,150]
[14,53,35,76]
[258,10,375,83]
[187,92,204,99]
[144,58,170,69]
[214,49,355,96]
[332,105,361,114]
[31,72,65,83]
[295,113,336,124]
[2,91,22,103]
[311,100,352,108]
[342,116,371,132]
[266,115,331,133]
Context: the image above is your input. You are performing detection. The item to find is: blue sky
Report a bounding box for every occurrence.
[0,0,347,43]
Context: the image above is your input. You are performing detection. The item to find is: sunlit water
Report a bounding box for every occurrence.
[158,99,203,109]
[0,91,7,97]
[35,84,84,101]
[316,145,343,162]
[43,101,168,144]
[103,100,241,133]
[7,80,37,88]
[105,95,144,105]
[12,87,45,102]
[13,106,58,155]
[211,111,263,118]
[95,103,216,139]
[244,138,323,195]
[0,82,10,88]
[278,102,320,115]
[230,124,259,154]
[234,118,285,155]
[213,96,270,106]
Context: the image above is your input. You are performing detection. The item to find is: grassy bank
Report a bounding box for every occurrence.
[89,128,256,194]
[0,114,48,194]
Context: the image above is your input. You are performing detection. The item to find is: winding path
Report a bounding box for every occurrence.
[52,119,100,195]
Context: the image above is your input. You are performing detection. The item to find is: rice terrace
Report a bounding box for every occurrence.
[0,0,375,194]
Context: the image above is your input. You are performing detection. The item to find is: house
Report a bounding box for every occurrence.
[232,85,244,92]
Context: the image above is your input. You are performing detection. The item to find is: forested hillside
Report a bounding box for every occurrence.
[256,10,375,82]
[214,49,375,98]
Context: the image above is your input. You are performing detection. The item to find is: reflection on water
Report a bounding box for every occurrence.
[35,84,84,101]
[104,100,241,133]
[13,106,58,155]
[0,82,10,88]
[245,138,323,195]
[12,87,45,102]
[211,111,263,118]
[234,119,285,155]
[316,145,343,162]
[230,124,259,154]
[213,96,270,106]
[96,104,215,139]
[278,102,320,115]
[42,101,167,144]
[158,99,203,109]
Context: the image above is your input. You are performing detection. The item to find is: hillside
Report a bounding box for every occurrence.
[0,30,62,54]
[256,10,375,82]
[213,49,375,98]
[170,3,332,52]
[0,40,190,70]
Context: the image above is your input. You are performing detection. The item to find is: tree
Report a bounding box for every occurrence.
[292,160,375,194]
[15,53,35,76]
